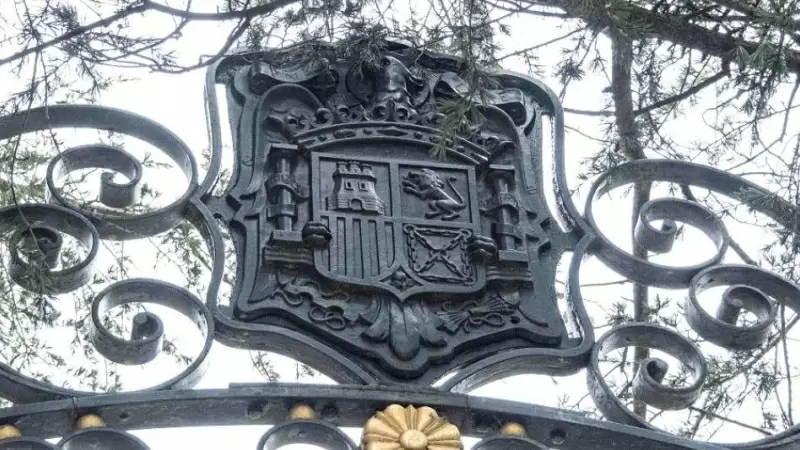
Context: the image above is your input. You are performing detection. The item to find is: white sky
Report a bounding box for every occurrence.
[2,1,800,449]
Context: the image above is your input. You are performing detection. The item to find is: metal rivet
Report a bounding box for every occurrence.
[549,428,566,445]
[247,401,265,420]
[76,414,106,429]
[500,422,527,437]
[289,403,317,420]
[0,424,21,439]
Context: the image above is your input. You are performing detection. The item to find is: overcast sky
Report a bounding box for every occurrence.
[2,1,799,449]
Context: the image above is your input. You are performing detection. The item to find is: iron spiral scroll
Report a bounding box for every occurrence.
[0,44,794,450]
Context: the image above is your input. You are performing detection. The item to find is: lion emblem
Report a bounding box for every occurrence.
[402,168,466,220]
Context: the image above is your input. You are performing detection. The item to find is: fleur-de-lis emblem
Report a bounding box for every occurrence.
[362,404,462,450]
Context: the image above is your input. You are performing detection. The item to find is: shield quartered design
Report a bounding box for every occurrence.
[311,153,486,301]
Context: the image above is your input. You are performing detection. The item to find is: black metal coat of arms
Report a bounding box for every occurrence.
[206,44,590,383]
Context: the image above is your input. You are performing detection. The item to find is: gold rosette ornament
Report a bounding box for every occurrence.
[362,404,462,450]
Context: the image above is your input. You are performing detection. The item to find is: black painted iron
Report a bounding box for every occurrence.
[257,419,359,450]
[0,437,59,449]
[58,428,149,450]
[0,41,795,449]
[205,42,584,384]
[0,385,729,449]
[472,435,549,450]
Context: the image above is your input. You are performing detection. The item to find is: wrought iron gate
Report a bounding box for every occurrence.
[0,41,796,449]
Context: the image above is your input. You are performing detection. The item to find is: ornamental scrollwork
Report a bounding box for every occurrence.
[437,292,518,334]
[0,105,214,404]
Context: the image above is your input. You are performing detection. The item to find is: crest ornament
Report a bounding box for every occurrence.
[207,41,590,383]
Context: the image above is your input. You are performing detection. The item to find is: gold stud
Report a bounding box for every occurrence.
[0,424,21,440]
[289,404,317,420]
[500,422,527,437]
[362,404,462,450]
[75,414,106,429]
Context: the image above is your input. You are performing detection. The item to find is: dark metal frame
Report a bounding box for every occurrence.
[0,42,795,449]
[0,385,730,449]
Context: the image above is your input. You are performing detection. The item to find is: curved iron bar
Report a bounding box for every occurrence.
[472,435,550,450]
[496,52,800,450]
[0,106,212,403]
[587,324,708,422]
[575,162,800,449]
[47,144,144,210]
[0,104,198,240]
[0,203,99,295]
[686,277,777,351]
[0,276,214,404]
[199,55,226,198]
[0,437,59,449]
[256,419,359,450]
[587,264,800,450]
[58,428,149,450]
[581,160,795,285]
[88,278,212,367]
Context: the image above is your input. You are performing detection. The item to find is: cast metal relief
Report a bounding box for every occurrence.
[207,43,574,381]
[402,168,466,221]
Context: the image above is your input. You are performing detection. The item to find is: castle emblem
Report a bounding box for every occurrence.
[326,161,385,215]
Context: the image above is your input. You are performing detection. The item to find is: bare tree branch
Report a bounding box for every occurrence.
[564,107,613,116]
[145,0,300,21]
[496,26,585,61]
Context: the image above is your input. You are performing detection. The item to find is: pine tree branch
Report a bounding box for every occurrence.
[705,315,800,390]
[513,0,800,73]
[496,27,586,61]
[635,63,731,117]
[0,0,301,69]
[564,107,613,116]
[679,185,759,265]
[707,0,800,32]
[688,406,773,435]
[145,0,300,21]
[154,16,253,73]
[0,3,148,67]
[565,65,730,118]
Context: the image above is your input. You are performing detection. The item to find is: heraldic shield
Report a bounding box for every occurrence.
[311,154,484,301]
[206,42,592,383]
